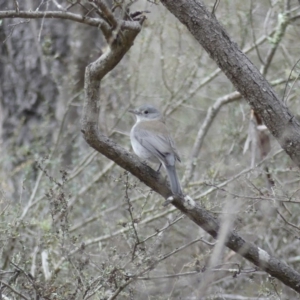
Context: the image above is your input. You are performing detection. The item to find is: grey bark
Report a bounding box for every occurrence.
[81,1,300,295]
[159,0,300,167]
[2,0,300,295]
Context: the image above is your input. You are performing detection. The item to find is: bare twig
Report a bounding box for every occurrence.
[13,0,19,13]
[108,237,205,300]
[124,171,140,260]
[51,0,65,10]
[0,280,30,300]
[88,0,118,28]
[183,76,291,187]
[260,12,289,76]
[183,91,241,186]
[136,266,255,280]
[277,209,300,230]
[194,149,283,200]
[0,10,107,27]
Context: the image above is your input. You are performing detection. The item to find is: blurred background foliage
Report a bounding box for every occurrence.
[1,0,300,299]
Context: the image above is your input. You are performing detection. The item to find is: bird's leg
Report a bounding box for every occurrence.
[156,163,162,173]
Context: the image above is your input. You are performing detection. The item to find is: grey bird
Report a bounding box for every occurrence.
[129,104,182,195]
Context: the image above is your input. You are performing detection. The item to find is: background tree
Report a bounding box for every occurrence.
[1,0,300,299]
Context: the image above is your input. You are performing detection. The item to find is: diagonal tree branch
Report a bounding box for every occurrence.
[0,10,110,29]
[80,8,300,295]
[82,95,300,293]
[2,1,300,295]
[0,10,142,41]
[160,0,300,168]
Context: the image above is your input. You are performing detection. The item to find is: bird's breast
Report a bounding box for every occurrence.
[130,125,160,163]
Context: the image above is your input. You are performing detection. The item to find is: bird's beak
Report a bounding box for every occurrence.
[128,108,137,114]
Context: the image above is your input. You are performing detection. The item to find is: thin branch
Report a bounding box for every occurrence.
[249,1,265,66]
[260,11,289,76]
[130,237,212,280]
[183,76,294,186]
[139,214,184,245]
[183,91,241,186]
[78,0,300,294]
[284,62,300,105]
[13,0,19,13]
[88,0,118,29]
[166,28,279,116]
[0,11,142,39]
[277,209,300,230]
[0,10,108,28]
[51,0,64,10]
[0,280,30,300]
[53,206,177,274]
[137,266,256,280]
[108,237,205,300]
[194,149,283,200]
[124,172,140,261]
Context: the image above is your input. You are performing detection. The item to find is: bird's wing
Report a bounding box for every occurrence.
[133,121,180,165]
[168,136,181,163]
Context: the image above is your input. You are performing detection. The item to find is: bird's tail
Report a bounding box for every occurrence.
[165,165,182,195]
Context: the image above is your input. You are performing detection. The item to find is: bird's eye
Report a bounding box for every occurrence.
[144,110,148,114]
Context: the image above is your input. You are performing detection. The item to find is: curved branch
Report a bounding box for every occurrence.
[80,5,300,295]
[81,117,300,293]
[183,91,241,185]
[0,10,142,41]
[183,77,292,185]
[260,11,289,76]
[0,10,109,28]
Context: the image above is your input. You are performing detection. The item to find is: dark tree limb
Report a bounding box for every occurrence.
[160,0,300,168]
[82,84,300,293]
[0,10,109,28]
[0,11,141,40]
[2,1,300,295]
[80,10,300,297]
[79,1,300,296]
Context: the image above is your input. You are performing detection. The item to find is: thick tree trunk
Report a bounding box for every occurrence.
[160,0,300,167]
